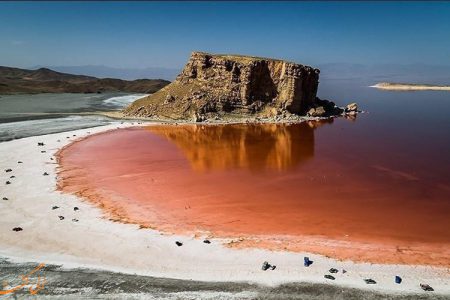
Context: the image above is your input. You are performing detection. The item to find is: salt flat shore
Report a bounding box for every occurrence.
[0,123,449,297]
[371,83,450,91]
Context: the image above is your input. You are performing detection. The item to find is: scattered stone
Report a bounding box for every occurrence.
[12,227,23,232]
[41,150,46,153]
[364,278,377,284]
[52,206,59,210]
[73,134,76,137]
[420,284,434,291]
[175,241,183,247]
[304,257,313,267]
[2,197,8,200]
[17,161,23,164]
[37,142,45,146]
[270,265,276,270]
[50,158,54,161]
[43,172,49,176]
[10,175,15,178]
[342,269,347,274]
[57,140,61,142]
[329,268,338,274]
[324,274,335,280]
[72,218,79,222]
[5,168,12,172]
[5,181,11,185]
[307,106,326,117]
[262,261,271,271]
[74,207,79,211]
[58,216,65,220]
[345,102,358,112]
[395,276,402,284]
[203,239,211,244]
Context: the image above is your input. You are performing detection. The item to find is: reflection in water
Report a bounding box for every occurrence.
[146,120,332,172]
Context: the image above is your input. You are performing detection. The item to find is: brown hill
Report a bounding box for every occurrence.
[0,66,170,94]
[124,52,343,121]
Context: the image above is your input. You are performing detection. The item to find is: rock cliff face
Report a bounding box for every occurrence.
[124,52,338,120]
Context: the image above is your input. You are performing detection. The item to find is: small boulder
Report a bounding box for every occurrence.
[5,168,12,173]
[420,284,434,292]
[345,103,358,112]
[203,239,211,244]
[10,176,15,179]
[52,206,59,210]
[2,197,8,201]
[12,227,23,232]
[395,276,402,284]
[307,106,326,117]
[329,268,338,274]
[324,274,335,280]
[17,161,23,164]
[304,257,313,267]
[37,142,45,146]
[41,150,46,153]
[175,241,183,247]
[43,172,49,176]
[58,216,65,220]
[364,278,377,284]
[5,181,11,185]
[74,207,79,211]
[72,218,79,222]
[262,261,271,271]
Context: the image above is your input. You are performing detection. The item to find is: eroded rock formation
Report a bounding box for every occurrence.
[124,52,343,121]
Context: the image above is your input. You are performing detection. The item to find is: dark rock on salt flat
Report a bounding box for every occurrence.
[175,241,183,247]
[43,172,49,176]
[5,181,11,185]
[324,274,335,280]
[2,197,8,200]
[12,227,23,232]
[58,216,65,220]
[203,239,211,244]
[17,161,22,164]
[420,284,434,291]
[364,278,377,284]
[74,207,79,211]
[329,268,338,274]
[262,261,271,271]
[5,168,12,172]
[52,206,59,210]
[10,175,15,178]
[41,150,46,153]
[38,142,45,146]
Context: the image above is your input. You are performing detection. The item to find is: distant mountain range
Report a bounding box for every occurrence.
[31,65,180,81]
[0,66,170,94]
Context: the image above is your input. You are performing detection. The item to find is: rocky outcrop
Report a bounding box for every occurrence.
[124,52,343,121]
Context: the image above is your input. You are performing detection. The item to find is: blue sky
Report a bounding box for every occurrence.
[0,1,449,69]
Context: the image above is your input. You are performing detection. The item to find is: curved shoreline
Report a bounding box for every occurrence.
[0,124,449,296]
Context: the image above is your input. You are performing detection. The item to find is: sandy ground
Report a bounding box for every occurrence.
[370,83,450,91]
[0,123,449,297]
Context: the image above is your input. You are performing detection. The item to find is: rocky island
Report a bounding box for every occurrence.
[124,52,355,122]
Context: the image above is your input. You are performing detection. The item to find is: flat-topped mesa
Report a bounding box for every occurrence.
[124,52,339,120]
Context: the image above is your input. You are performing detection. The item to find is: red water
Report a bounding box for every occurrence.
[57,120,450,266]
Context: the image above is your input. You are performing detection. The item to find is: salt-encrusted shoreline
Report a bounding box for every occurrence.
[0,123,449,296]
[371,82,450,91]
